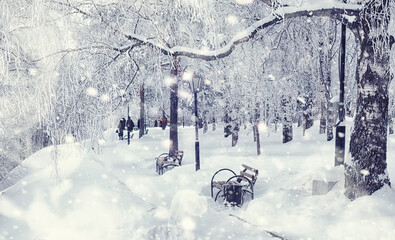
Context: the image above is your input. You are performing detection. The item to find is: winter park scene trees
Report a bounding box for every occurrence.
[2,0,395,239]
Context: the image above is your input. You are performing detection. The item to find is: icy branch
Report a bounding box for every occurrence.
[33,2,362,62]
[124,3,361,61]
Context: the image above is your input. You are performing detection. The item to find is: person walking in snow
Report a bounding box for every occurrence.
[127,116,135,133]
[118,118,126,140]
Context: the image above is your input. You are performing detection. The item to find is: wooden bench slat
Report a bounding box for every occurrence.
[242,164,259,174]
[239,171,255,180]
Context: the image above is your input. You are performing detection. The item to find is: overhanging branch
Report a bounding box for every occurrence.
[123,4,361,61]
[35,3,362,63]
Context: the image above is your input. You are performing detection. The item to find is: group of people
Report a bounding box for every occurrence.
[117,117,135,140]
[117,116,169,140]
[154,118,168,128]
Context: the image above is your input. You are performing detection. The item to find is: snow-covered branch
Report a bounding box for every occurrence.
[32,2,361,62]
[124,3,361,61]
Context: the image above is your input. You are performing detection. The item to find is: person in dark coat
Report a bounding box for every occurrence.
[127,117,135,132]
[118,119,126,140]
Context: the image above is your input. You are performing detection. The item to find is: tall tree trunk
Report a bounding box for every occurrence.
[231,122,239,147]
[319,101,327,134]
[203,113,208,133]
[305,97,314,130]
[327,101,336,141]
[346,1,391,199]
[139,83,145,138]
[212,117,216,131]
[255,104,261,155]
[282,96,293,143]
[169,57,179,156]
[318,39,328,135]
[162,107,166,130]
[255,123,261,155]
[389,117,394,135]
[389,99,394,134]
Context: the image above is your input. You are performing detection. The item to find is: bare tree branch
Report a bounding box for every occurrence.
[122,4,361,61]
[37,3,362,63]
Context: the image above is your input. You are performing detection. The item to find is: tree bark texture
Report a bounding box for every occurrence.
[203,114,208,133]
[346,0,391,199]
[282,96,293,143]
[320,101,327,134]
[255,123,261,155]
[169,57,179,156]
[255,104,261,155]
[139,83,145,139]
[212,117,216,131]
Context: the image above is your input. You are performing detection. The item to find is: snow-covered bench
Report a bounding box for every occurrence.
[155,150,184,175]
[210,164,259,206]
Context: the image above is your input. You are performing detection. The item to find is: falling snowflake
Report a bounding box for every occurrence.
[268,74,276,81]
[180,216,196,231]
[28,68,38,76]
[226,15,238,25]
[234,0,253,5]
[100,94,110,103]
[182,71,194,81]
[165,76,176,86]
[360,169,370,176]
[179,90,192,99]
[86,87,98,97]
[64,134,75,143]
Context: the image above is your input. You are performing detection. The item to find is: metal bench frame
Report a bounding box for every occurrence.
[210,164,259,206]
[155,150,184,175]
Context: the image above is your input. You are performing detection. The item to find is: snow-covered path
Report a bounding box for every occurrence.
[1,122,395,239]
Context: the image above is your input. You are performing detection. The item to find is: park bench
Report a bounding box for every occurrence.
[210,164,259,206]
[155,150,184,175]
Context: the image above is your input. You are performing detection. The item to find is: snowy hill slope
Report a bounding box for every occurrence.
[1,122,395,240]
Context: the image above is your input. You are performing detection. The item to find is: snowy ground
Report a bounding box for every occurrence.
[1,120,395,240]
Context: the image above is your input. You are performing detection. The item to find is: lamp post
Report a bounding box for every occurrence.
[335,18,346,166]
[190,76,202,171]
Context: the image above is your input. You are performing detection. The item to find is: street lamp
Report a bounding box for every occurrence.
[335,17,347,166]
[190,76,202,171]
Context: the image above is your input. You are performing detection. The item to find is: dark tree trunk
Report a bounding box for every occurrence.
[255,104,261,155]
[203,114,208,133]
[282,96,293,143]
[305,96,314,130]
[320,101,327,134]
[212,117,216,131]
[224,113,231,138]
[346,1,391,199]
[231,122,239,147]
[254,123,261,155]
[162,108,166,130]
[318,38,329,135]
[327,103,334,141]
[327,101,336,141]
[389,99,394,134]
[139,83,145,139]
[169,57,179,156]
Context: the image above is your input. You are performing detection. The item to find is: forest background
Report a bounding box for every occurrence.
[1,0,395,199]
